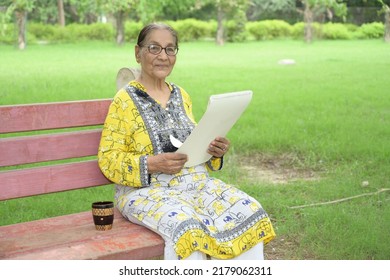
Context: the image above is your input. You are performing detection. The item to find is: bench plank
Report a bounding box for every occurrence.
[0,209,164,260]
[0,94,167,260]
[0,129,103,167]
[0,99,111,133]
[0,160,111,200]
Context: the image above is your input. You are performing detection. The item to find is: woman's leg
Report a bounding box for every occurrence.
[118,199,209,260]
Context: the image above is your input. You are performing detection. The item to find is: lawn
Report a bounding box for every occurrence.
[0,39,389,259]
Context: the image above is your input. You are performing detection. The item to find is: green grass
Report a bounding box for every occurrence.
[0,40,389,259]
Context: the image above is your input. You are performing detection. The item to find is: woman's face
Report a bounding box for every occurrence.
[136,29,177,80]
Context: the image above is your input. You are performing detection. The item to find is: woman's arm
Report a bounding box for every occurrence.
[98,91,151,187]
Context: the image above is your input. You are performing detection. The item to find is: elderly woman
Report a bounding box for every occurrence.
[98,23,275,260]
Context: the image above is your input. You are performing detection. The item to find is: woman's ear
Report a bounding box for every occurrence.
[135,45,141,63]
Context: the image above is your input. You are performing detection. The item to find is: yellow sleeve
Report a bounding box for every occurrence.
[98,90,152,187]
[206,157,223,171]
[179,86,196,124]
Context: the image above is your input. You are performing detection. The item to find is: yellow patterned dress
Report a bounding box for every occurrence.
[98,81,275,259]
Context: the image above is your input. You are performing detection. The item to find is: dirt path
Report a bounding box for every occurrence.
[238,153,320,185]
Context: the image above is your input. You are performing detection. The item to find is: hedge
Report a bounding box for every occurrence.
[0,20,386,45]
[247,20,293,40]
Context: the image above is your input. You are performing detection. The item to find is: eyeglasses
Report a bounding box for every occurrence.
[143,44,179,56]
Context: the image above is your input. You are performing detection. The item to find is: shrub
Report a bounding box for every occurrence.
[28,23,57,41]
[322,23,351,40]
[50,27,71,42]
[66,24,91,41]
[0,20,385,45]
[73,23,113,42]
[171,19,215,42]
[356,22,384,39]
[292,22,345,40]
[125,21,143,43]
[225,20,248,42]
[291,22,305,39]
[225,9,248,43]
[0,23,37,45]
[26,23,69,42]
[27,23,114,43]
[86,23,114,41]
[206,20,217,38]
[0,23,16,44]
[247,20,292,40]
[344,23,359,33]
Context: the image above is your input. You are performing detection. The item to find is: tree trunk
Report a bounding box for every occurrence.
[216,6,224,46]
[385,6,390,43]
[303,2,313,43]
[15,10,27,50]
[57,0,65,27]
[115,11,125,45]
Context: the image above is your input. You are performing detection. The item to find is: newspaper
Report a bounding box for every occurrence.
[174,90,253,167]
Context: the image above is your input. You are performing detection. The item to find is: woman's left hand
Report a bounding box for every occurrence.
[208,137,230,158]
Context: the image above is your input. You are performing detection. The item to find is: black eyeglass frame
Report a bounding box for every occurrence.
[142,44,179,56]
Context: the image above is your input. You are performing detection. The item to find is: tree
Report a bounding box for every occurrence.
[134,0,197,23]
[2,0,36,49]
[28,0,101,25]
[198,0,248,45]
[67,0,100,24]
[378,0,390,42]
[99,0,197,45]
[30,0,58,24]
[160,0,198,20]
[247,0,296,21]
[57,0,64,26]
[98,0,137,45]
[298,0,347,43]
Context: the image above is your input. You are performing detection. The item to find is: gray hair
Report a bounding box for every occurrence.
[137,23,179,47]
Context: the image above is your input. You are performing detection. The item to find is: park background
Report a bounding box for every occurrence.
[0,0,389,260]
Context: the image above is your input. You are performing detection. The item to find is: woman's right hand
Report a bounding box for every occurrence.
[147,153,188,174]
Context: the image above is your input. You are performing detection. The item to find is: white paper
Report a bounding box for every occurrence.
[176,90,253,167]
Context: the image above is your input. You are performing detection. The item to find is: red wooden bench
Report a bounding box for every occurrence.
[0,82,164,259]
